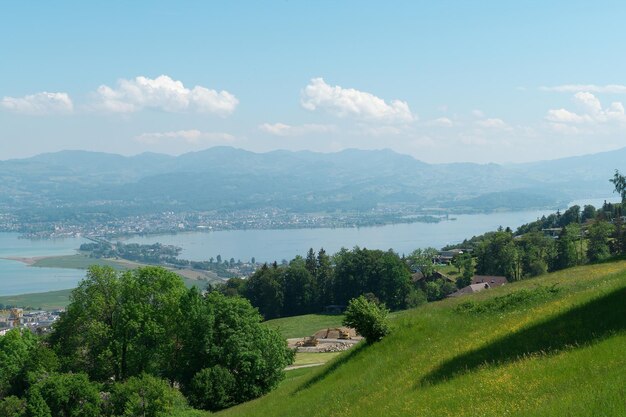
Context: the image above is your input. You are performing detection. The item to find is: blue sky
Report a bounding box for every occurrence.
[2,1,626,163]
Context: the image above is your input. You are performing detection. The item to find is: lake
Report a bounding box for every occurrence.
[0,234,87,296]
[0,197,618,296]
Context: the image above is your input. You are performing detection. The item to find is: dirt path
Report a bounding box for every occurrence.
[285,363,325,371]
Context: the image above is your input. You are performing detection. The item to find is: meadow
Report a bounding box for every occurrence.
[218,260,626,417]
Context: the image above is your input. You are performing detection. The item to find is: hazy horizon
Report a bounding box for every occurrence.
[3,144,626,167]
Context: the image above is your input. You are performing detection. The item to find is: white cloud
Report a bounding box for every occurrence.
[428,117,453,127]
[541,84,626,94]
[475,118,508,129]
[134,130,235,144]
[300,77,414,123]
[546,92,626,134]
[0,92,73,115]
[95,75,238,116]
[471,109,485,118]
[358,125,404,136]
[259,122,335,136]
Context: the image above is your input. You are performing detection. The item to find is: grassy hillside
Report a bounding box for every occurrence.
[218,261,626,417]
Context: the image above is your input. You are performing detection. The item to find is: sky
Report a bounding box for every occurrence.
[2,1,626,163]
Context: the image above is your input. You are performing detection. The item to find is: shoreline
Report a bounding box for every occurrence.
[0,256,49,265]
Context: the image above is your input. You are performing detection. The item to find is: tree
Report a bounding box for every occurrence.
[244,264,284,319]
[333,247,411,310]
[587,220,615,262]
[316,248,334,306]
[0,396,26,417]
[50,266,187,382]
[179,292,294,410]
[581,205,597,223]
[552,226,578,271]
[282,258,317,316]
[30,373,101,417]
[305,248,317,275]
[610,169,626,203]
[0,329,39,398]
[187,366,235,411]
[407,247,438,278]
[454,253,474,288]
[110,373,186,417]
[343,296,390,344]
[474,231,520,280]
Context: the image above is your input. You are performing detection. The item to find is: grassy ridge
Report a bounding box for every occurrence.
[219,261,626,417]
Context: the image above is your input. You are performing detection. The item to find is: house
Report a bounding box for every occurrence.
[471,275,508,287]
[411,270,455,284]
[448,282,491,297]
[436,248,466,264]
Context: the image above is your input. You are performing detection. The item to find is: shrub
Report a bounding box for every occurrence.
[343,295,390,343]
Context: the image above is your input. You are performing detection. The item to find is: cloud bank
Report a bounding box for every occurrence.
[95,75,238,116]
[301,77,414,123]
[1,92,73,115]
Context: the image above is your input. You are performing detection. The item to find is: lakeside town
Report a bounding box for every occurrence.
[0,206,444,240]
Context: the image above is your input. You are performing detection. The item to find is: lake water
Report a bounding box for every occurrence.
[0,197,619,296]
[0,234,87,296]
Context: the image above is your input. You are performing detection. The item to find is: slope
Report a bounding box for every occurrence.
[218,260,626,417]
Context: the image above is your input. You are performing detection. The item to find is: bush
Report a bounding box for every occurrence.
[343,295,390,343]
[110,373,186,417]
[187,365,236,411]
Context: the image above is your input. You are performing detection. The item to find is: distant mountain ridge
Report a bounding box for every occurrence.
[1,146,624,221]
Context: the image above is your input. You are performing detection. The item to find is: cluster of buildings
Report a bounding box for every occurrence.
[0,308,63,336]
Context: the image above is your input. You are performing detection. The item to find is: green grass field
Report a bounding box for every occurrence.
[0,289,73,310]
[218,260,626,417]
[263,314,346,338]
[32,254,128,270]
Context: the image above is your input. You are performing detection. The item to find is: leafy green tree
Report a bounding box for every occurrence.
[475,231,520,280]
[581,205,597,222]
[282,258,317,316]
[0,329,39,398]
[404,288,427,308]
[110,373,186,417]
[587,220,615,262]
[0,396,26,417]
[407,247,438,278]
[179,292,294,410]
[551,226,578,271]
[50,266,187,382]
[187,366,236,411]
[31,373,101,417]
[612,214,626,255]
[333,247,411,310]
[244,264,284,319]
[343,295,390,344]
[25,389,51,417]
[610,169,626,202]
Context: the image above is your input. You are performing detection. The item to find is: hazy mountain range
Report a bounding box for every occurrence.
[1,146,624,221]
